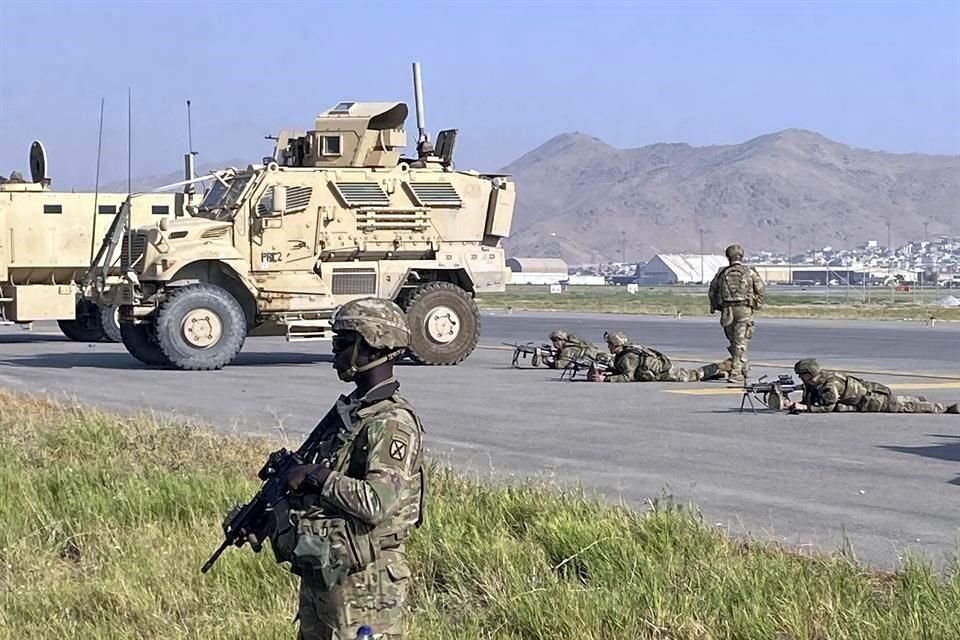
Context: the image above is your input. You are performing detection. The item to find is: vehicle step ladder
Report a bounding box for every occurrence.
[285,319,333,342]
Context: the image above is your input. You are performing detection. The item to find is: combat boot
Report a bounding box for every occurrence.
[947,403,959,414]
[698,363,723,381]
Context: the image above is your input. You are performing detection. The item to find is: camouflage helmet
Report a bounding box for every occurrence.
[549,329,568,341]
[332,298,410,351]
[794,358,820,376]
[604,331,630,347]
[725,244,744,261]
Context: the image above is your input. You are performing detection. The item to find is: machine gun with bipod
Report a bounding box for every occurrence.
[739,374,804,414]
[503,342,555,368]
[561,352,614,380]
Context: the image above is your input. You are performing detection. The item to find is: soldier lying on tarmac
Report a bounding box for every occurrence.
[545,330,600,370]
[785,358,959,414]
[592,331,732,383]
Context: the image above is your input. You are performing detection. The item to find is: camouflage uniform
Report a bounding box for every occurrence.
[275,299,424,640]
[794,359,959,414]
[708,244,765,381]
[602,332,729,383]
[547,330,599,370]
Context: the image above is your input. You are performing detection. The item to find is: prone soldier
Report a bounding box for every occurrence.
[708,244,765,383]
[786,358,959,414]
[592,331,731,383]
[545,329,599,370]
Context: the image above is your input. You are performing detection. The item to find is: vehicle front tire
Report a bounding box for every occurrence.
[401,281,480,365]
[120,318,171,367]
[155,283,246,371]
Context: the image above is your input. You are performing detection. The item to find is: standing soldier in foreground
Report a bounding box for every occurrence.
[275,298,425,639]
[708,244,765,383]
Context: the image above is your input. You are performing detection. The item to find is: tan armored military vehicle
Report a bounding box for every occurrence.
[87,64,515,370]
[0,141,183,342]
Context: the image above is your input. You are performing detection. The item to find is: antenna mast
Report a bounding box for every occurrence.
[184,100,197,196]
[89,97,105,262]
[412,62,433,158]
[126,88,133,272]
[127,88,132,195]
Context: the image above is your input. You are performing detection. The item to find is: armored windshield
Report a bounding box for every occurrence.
[195,174,254,220]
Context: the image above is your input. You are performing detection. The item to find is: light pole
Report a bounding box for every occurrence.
[699,228,705,284]
[786,225,792,285]
[621,231,626,265]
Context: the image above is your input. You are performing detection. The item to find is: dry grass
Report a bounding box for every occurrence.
[1,389,958,639]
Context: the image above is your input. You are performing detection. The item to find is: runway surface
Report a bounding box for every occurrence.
[1,312,958,569]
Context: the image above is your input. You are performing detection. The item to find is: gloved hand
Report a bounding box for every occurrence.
[286,464,332,492]
[222,504,243,530]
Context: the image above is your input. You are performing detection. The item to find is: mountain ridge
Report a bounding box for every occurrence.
[500,128,959,263]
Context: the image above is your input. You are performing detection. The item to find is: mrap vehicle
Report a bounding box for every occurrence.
[87,63,515,370]
[0,141,183,342]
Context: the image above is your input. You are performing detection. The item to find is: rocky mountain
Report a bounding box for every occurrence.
[500,129,960,264]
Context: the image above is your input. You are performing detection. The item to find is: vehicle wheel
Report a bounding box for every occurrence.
[57,299,106,342]
[155,283,246,370]
[401,281,480,365]
[120,319,171,367]
[99,304,122,343]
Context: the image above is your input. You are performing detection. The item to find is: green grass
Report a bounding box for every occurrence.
[477,285,960,321]
[1,389,958,639]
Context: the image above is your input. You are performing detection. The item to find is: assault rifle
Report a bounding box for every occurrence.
[739,374,804,414]
[201,407,335,573]
[561,352,614,380]
[503,342,554,368]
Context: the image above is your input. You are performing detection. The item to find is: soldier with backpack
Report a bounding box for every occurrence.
[708,244,766,383]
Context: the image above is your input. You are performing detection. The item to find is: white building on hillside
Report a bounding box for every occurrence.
[639,254,728,284]
[505,257,569,285]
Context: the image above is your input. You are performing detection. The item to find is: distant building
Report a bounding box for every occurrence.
[639,254,727,284]
[506,257,569,285]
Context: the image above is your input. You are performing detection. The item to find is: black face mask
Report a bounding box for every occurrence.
[332,332,396,382]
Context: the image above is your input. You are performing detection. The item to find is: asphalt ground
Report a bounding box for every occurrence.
[1,312,958,569]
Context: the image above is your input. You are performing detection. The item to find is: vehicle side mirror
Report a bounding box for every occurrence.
[271,186,287,215]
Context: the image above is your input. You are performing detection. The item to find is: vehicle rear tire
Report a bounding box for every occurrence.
[155,283,246,371]
[401,281,480,365]
[58,299,107,342]
[120,319,171,367]
[99,304,122,343]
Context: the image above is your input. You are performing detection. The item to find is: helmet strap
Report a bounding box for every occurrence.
[341,341,403,382]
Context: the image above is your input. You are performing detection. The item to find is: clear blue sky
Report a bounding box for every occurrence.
[2,0,958,189]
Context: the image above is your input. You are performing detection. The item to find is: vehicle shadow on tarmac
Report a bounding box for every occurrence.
[880,435,960,463]
[0,351,335,369]
[880,435,960,486]
[0,334,70,344]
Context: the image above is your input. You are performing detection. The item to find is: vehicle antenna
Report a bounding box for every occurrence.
[90,97,105,263]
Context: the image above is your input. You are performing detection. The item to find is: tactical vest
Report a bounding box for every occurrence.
[624,345,671,381]
[718,264,752,305]
[272,393,424,587]
[809,371,891,409]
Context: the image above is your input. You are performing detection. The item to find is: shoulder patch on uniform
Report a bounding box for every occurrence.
[389,436,408,461]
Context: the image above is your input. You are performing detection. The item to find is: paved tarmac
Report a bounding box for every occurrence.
[1,313,958,569]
